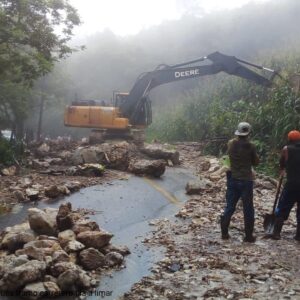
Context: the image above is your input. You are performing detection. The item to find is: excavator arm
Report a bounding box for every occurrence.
[120,51,276,126]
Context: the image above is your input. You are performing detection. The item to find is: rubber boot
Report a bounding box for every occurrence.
[294,223,300,241]
[243,219,256,243]
[220,215,230,240]
[271,217,284,240]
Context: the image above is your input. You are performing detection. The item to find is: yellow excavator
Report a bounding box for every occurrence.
[64,52,277,142]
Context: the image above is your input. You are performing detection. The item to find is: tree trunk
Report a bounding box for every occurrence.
[36,94,45,141]
[15,119,24,141]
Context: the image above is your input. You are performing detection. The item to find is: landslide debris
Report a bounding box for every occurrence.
[0,202,130,299]
[129,159,166,177]
[121,146,300,300]
[0,139,180,206]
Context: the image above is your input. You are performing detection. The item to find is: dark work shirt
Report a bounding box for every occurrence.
[286,143,300,189]
[228,137,259,181]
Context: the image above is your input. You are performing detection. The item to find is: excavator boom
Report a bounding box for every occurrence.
[120,52,275,126]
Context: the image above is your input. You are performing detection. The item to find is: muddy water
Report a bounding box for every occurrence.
[0,168,197,300]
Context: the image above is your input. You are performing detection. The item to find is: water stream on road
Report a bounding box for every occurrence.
[0,168,197,300]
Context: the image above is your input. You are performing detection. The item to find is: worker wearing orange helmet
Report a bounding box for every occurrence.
[272,130,300,240]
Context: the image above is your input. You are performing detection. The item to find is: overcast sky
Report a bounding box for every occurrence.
[69,0,271,36]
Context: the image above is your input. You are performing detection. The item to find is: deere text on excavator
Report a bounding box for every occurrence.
[64,51,276,143]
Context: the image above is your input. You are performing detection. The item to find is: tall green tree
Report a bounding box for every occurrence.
[0,0,81,138]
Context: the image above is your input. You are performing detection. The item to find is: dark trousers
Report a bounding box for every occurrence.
[275,185,300,224]
[223,173,254,231]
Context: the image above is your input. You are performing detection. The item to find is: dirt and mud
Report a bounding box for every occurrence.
[1,140,299,300]
[121,143,300,300]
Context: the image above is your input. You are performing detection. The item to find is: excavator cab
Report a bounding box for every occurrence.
[113,92,129,107]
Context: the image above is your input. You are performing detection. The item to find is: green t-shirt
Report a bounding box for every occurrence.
[228,137,259,180]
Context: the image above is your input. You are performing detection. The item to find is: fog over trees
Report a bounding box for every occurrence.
[31,0,300,140]
[1,0,300,174]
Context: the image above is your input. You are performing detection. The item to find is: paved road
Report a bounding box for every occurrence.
[0,167,197,300]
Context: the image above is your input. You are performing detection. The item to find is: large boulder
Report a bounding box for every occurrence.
[25,188,40,201]
[28,208,57,236]
[32,159,50,169]
[101,244,131,256]
[0,254,29,278]
[77,271,92,289]
[13,190,26,202]
[129,159,166,177]
[24,239,57,249]
[64,181,81,193]
[57,269,78,292]
[57,268,91,292]
[44,281,61,297]
[58,230,76,248]
[71,163,105,177]
[20,281,61,299]
[44,185,61,198]
[36,143,50,157]
[104,251,124,267]
[141,144,180,165]
[1,165,17,176]
[56,203,74,231]
[72,220,100,235]
[22,239,62,257]
[52,250,70,264]
[0,260,46,290]
[71,142,131,171]
[1,223,35,252]
[71,147,101,165]
[21,282,47,300]
[16,246,45,261]
[77,231,113,250]
[50,261,78,277]
[79,248,105,270]
[18,177,32,188]
[98,142,130,171]
[185,178,213,195]
[58,150,72,161]
[50,261,79,277]
[64,240,85,253]
[52,261,91,292]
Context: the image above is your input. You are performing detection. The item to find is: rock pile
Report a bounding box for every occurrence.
[71,142,177,177]
[71,142,132,171]
[121,155,300,300]
[1,140,181,205]
[27,140,178,178]
[11,178,82,202]
[0,202,130,299]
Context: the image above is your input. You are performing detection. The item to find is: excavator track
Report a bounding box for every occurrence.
[89,129,145,146]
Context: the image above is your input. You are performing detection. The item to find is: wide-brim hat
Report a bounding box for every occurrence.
[235,122,251,136]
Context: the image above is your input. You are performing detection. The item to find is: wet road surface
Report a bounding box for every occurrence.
[0,167,197,300]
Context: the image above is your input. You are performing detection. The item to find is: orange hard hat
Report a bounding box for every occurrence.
[288,130,300,141]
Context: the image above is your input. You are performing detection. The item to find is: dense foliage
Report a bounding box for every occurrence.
[0,0,80,164]
[0,135,24,166]
[30,0,300,140]
[147,53,300,175]
[0,0,80,139]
